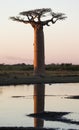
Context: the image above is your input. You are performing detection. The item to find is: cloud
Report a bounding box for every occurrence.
[0,56,32,64]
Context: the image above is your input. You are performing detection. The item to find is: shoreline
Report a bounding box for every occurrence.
[0,127,56,130]
[0,75,79,86]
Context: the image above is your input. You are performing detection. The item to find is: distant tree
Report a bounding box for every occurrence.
[10,8,66,76]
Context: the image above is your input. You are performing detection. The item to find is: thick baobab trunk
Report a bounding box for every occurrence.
[34,26,45,76]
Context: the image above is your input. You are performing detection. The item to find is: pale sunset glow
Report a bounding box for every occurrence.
[0,0,79,64]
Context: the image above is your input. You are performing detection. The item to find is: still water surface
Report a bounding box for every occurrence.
[0,83,79,129]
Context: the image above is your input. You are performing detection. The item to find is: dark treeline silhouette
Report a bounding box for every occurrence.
[46,63,79,71]
[0,63,79,71]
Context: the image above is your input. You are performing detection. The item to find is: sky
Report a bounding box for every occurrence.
[0,0,79,64]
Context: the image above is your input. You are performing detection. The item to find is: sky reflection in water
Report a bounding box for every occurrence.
[0,83,79,129]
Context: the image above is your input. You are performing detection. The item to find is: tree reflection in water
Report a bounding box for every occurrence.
[34,84,45,127]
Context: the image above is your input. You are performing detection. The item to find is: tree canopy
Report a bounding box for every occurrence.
[10,8,67,27]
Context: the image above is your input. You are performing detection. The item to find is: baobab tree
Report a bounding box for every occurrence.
[10,8,66,76]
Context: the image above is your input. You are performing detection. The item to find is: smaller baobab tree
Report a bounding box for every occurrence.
[10,8,66,76]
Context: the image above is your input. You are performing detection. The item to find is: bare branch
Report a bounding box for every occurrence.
[10,8,67,27]
[51,12,67,20]
[19,8,52,22]
[10,16,30,24]
[20,8,51,16]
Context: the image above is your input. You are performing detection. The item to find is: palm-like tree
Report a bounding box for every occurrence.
[10,8,66,76]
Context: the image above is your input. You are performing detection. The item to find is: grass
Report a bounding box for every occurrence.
[0,70,79,86]
[46,70,79,76]
[0,64,79,85]
[0,70,79,78]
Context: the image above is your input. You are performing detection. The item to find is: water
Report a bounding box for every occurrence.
[0,83,79,129]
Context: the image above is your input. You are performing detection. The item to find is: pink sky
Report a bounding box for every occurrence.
[0,0,79,64]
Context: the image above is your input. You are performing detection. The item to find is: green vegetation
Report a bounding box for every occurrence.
[0,63,79,85]
[46,63,79,71]
[0,63,79,71]
[0,63,33,71]
[0,63,79,77]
